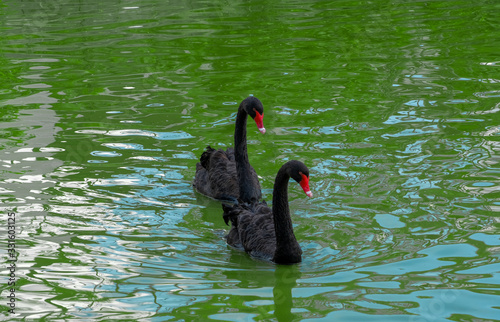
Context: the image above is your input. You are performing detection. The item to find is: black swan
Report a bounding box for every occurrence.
[193,96,265,203]
[222,160,312,264]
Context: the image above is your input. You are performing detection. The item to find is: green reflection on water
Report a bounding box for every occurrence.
[0,0,499,320]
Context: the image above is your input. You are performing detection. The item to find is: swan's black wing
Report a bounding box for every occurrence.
[194,146,261,203]
[193,146,239,202]
[223,201,276,261]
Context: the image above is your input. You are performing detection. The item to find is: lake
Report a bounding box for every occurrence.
[1,0,499,321]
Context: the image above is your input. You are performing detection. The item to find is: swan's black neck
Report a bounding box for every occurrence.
[272,165,302,264]
[234,107,259,203]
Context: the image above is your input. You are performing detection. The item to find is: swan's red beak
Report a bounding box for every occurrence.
[300,173,313,197]
[253,110,265,134]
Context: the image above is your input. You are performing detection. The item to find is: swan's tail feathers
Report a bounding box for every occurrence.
[200,145,216,170]
[222,201,254,226]
[222,203,235,226]
[222,203,247,227]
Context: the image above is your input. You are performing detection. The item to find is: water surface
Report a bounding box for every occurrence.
[0,0,499,321]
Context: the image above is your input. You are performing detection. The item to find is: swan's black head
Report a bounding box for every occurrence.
[240,96,265,134]
[286,160,313,198]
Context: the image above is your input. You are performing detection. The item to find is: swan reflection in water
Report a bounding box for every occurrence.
[273,265,302,321]
[223,253,302,321]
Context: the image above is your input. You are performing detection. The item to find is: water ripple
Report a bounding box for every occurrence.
[1,0,499,320]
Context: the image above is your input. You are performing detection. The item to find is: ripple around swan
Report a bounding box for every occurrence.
[105,129,194,140]
[101,143,161,151]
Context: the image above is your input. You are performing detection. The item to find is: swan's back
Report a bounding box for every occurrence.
[223,202,277,261]
[194,146,239,202]
[194,146,260,203]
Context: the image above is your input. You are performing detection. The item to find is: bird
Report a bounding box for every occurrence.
[222,160,312,264]
[193,96,265,204]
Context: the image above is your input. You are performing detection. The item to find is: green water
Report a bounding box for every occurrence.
[1,0,499,320]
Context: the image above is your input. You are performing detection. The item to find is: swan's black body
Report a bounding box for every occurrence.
[193,97,265,203]
[222,160,312,265]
